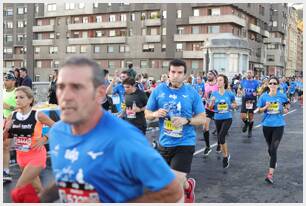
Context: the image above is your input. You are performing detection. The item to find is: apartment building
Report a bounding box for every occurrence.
[4,3,291,81]
[296,18,303,76]
[286,7,299,77]
[3,4,36,77]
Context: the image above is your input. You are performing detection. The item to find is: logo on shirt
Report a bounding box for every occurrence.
[169,94,177,100]
[50,144,60,156]
[65,148,79,163]
[157,93,165,99]
[87,151,104,160]
[182,95,188,98]
[76,169,85,184]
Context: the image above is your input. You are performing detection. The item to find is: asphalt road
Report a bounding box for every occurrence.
[3,102,303,203]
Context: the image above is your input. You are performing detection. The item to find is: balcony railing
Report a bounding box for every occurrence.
[33,25,55,32]
[68,21,127,30]
[249,23,261,34]
[33,39,54,45]
[189,15,246,27]
[68,36,126,44]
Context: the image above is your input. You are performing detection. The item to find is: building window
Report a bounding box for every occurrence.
[35,75,40,82]
[141,12,146,20]
[208,8,220,16]
[129,29,133,36]
[162,44,166,52]
[108,60,115,69]
[95,31,102,37]
[83,17,88,23]
[119,45,125,53]
[109,15,116,22]
[34,47,40,54]
[176,43,183,51]
[177,10,182,18]
[143,44,154,52]
[267,55,275,62]
[4,35,13,42]
[47,4,56,11]
[6,21,14,29]
[5,8,13,16]
[140,60,149,68]
[96,16,102,22]
[162,27,167,35]
[162,10,167,19]
[17,7,24,14]
[17,34,25,41]
[208,25,220,33]
[259,5,264,16]
[150,11,160,19]
[121,14,127,22]
[109,30,116,37]
[49,46,58,54]
[177,26,184,34]
[142,28,146,36]
[193,9,200,17]
[4,48,13,54]
[50,33,55,39]
[94,45,100,53]
[192,26,200,34]
[93,3,99,8]
[65,3,75,10]
[82,31,88,38]
[131,13,136,21]
[191,61,199,69]
[54,60,60,68]
[79,3,85,9]
[80,45,87,53]
[151,28,158,35]
[107,46,114,53]
[272,21,277,27]
[17,21,25,28]
[36,61,42,68]
[66,46,76,53]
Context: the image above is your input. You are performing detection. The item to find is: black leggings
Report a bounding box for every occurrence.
[263,126,284,169]
[215,119,232,145]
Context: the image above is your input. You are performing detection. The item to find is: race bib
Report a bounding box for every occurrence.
[58,181,99,203]
[14,135,31,152]
[126,108,136,119]
[246,102,253,110]
[163,119,183,138]
[267,102,280,114]
[217,103,229,113]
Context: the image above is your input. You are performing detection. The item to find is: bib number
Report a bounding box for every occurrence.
[14,136,31,152]
[267,102,280,114]
[112,95,120,105]
[163,119,183,138]
[58,182,99,203]
[217,103,229,113]
[126,108,136,119]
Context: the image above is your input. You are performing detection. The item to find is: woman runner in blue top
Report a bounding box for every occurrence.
[257,76,290,184]
[209,74,237,168]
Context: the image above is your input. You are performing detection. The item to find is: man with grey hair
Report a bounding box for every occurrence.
[13,56,182,203]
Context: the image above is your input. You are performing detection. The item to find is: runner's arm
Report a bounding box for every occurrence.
[128,177,183,203]
[39,181,59,203]
[37,111,55,127]
[188,112,206,126]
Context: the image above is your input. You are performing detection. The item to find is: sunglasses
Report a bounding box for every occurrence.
[269,82,278,85]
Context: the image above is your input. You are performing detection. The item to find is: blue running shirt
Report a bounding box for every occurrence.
[211,90,235,120]
[257,92,289,127]
[113,83,125,112]
[193,83,205,98]
[240,79,259,99]
[49,111,175,203]
[146,83,205,147]
[289,81,297,94]
[279,82,288,94]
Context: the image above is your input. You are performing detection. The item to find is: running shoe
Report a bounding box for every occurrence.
[247,129,252,138]
[242,122,248,133]
[3,171,12,183]
[216,145,221,153]
[265,173,274,184]
[223,155,231,168]
[203,147,212,156]
[184,178,196,203]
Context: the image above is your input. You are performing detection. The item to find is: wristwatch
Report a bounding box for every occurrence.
[186,118,191,125]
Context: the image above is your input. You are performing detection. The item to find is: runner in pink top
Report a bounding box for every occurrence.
[203,70,220,157]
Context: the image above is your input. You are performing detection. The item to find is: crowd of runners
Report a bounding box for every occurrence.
[3,56,303,203]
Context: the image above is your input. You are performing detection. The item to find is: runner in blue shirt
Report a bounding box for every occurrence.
[238,70,259,138]
[209,74,237,168]
[37,57,183,203]
[288,77,297,102]
[145,59,206,203]
[279,77,288,95]
[193,76,205,102]
[296,77,303,107]
[257,76,290,184]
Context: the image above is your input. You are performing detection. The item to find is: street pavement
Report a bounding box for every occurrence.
[3,102,303,203]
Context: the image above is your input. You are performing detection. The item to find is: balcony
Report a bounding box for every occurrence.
[68,21,127,30]
[189,15,246,27]
[174,33,217,42]
[263,37,282,44]
[68,36,126,45]
[144,19,161,26]
[33,25,55,32]
[34,53,56,59]
[249,23,261,34]
[33,39,54,46]
[13,54,26,59]
[182,51,204,59]
[144,35,161,43]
